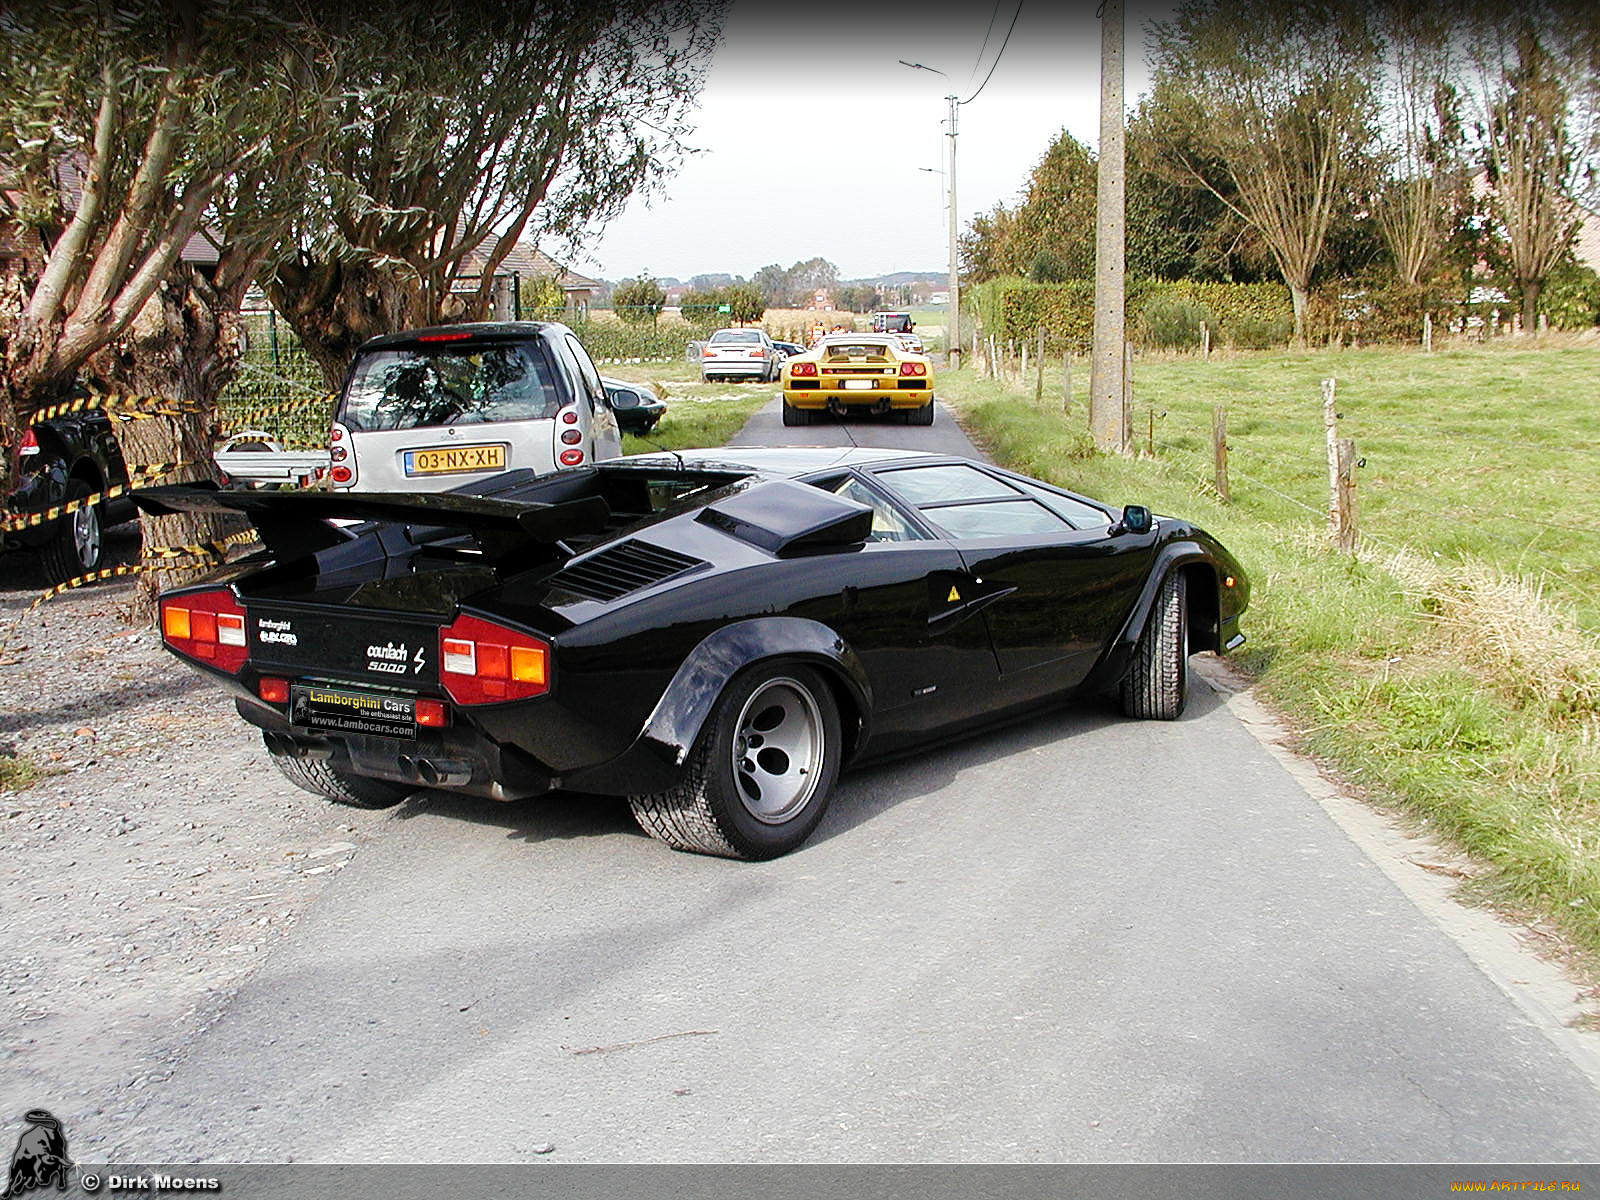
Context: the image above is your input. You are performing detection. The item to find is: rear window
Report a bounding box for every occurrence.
[710,330,762,344]
[822,341,896,361]
[339,343,560,432]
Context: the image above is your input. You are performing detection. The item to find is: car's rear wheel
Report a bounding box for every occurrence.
[907,400,935,426]
[781,400,806,427]
[1120,571,1189,720]
[629,663,841,860]
[268,746,413,809]
[40,477,104,585]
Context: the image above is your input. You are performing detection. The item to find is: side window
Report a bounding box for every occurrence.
[548,338,587,411]
[822,476,925,543]
[873,464,1019,505]
[1007,478,1113,529]
[921,500,1070,539]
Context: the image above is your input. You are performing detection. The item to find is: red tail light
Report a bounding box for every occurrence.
[439,613,549,705]
[899,362,927,377]
[160,588,249,673]
[329,423,354,487]
[752,348,767,357]
[559,448,584,466]
[789,361,817,377]
[19,428,39,457]
[417,332,474,342]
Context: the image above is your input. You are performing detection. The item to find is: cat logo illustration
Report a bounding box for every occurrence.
[0,1110,72,1198]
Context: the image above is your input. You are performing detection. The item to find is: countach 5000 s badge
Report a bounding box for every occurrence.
[367,641,426,675]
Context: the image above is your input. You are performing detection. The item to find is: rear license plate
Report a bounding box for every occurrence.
[289,684,417,739]
[842,379,874,390]
[404,444,506,476]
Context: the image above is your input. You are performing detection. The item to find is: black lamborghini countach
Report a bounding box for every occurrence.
[139,448,1249,860]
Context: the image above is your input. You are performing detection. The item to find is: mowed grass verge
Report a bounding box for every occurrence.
[602,360,773,455]
[938,341,1600,968]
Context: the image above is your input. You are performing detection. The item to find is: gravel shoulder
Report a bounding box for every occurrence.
[0,525,387,1136]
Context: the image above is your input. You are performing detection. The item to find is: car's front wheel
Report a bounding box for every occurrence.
[269,746,413,809]
[40,477,104,585]
[1120,571,1188,720]
[629,663,841,859]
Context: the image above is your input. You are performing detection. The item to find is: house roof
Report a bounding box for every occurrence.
[456,232,600,292]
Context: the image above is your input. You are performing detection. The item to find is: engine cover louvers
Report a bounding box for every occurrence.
[550,540,706,603]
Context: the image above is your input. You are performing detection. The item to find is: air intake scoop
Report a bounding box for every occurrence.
[694,478,872,556]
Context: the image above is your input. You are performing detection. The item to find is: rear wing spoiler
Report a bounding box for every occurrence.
[129,483,610,562]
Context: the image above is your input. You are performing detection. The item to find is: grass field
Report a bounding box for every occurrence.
[939,340,1600,968]
[602,361,771,454]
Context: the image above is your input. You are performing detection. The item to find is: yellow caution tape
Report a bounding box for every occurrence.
[0,530,259,662]
[29,391,208,422]
[0,462,191,534]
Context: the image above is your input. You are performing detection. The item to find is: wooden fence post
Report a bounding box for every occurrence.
[1020,342,1029,391]
[1147,406,1155,457]
[1212,404,1229,503]
[1062,353,1071,413]
[1035,327,1045,404]
[1422,311,1432,353]
[1322,377,1356,551]
[1334,437,1357,552]
[1200,321,1211,361]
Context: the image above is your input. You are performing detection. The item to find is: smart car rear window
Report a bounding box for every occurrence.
[339,344,560,432]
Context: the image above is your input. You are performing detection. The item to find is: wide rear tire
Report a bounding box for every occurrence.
[907,400,935,426]
[629,663,841,860]
[1120,571,1189,720]
[781,400,807,427]
[269,744,412,809]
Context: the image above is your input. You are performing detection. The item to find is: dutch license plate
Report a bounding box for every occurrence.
[404,444,506,476]
[289,684,417,739]
[842,379,874,390]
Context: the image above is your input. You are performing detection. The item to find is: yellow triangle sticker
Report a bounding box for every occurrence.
[947,586,962,603]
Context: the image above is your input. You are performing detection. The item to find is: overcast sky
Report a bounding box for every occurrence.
[576,0,1168,283]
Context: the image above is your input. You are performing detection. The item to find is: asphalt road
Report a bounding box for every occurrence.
[99,397,1600,1163]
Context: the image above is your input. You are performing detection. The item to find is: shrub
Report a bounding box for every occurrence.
[1541,262,1600,331]
[1226,311,1293,350]
[1139,294,1213,350]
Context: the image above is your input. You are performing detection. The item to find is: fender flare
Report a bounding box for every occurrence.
[1082,541,1220,693]
[638,616,873,768]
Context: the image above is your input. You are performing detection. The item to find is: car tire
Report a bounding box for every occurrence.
[39,477,104,585]
[1120,571,1188,720]
[781,401,806,427]
[629,663,842,860]
[908,400,935,426]
[269,747,413,809]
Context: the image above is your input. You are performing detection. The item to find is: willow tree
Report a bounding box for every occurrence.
[1468,11,1600,329]
[0,2,339,611]
[1372,3,1469,288]
[266,0,725,388]
[1148,0,1381,340]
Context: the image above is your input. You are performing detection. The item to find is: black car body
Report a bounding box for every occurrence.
[599,377,667,435]
[4,408,135,583]
[142,448,1248,859]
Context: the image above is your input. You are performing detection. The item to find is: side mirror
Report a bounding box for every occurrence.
[607,387,639,410]
[1109,504,1153,536]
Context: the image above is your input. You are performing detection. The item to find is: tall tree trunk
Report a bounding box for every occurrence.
[88,269,242,622]
[1520,279,1540,332]
[1289,281,1309,346]
[265,257,428,390]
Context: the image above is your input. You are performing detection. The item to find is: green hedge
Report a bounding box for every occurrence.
[568,319,694,362]
[970,278,1294,352]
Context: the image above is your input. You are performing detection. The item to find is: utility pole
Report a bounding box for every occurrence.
[1090,0,1127,453]
[945,93,961,370]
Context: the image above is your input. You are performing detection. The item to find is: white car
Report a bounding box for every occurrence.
[328,322,621,493]
[700,328,779,383]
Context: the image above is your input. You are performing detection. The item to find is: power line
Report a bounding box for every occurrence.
[963,0,1025,105]
[969,0,1005,86]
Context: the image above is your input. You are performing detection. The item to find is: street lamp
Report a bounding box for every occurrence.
[899,60,961,367]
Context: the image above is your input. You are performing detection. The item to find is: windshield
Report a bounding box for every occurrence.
[339,343,560,432]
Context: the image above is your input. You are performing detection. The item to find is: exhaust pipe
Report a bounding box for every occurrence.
[264,732,333,761]
[414,758,472,788]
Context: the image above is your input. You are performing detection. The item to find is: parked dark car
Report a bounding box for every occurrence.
[141,448,1249,860]
[4,407,135,583]
[771,340,806,360]
[600,377,667,435]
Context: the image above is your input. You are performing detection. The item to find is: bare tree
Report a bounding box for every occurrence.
[1148,0,1381,341]
[266,0,725,387]
[1372,4,1469,287]
[1466,11,1600,328]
